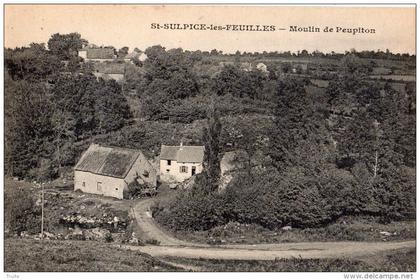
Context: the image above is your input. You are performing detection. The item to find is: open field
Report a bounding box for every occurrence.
[369,75,416,82]
[4,238,182,272]
[6,237,414,272]
[161,248,416,272]
[4,179,416,272]
[171,219,416,245]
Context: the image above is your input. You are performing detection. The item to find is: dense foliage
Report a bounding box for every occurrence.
[5,33,416,230]
[5,184,40,235]
[5,34,131,178]
[153,56,416,230]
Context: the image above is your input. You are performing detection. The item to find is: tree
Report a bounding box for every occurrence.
[5,44,63,81]
[212,65,242,96]
[139,45,199,119]
[47,33,88,60]
[202,98,222,192]
[280,62,291,73]
[270,77,329,174]
[117,46,129,58]
[5,77,54,177]
[51,75,131,139]
[210,49,219,55]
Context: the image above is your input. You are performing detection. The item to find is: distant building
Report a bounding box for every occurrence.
[292,63,308,73]
[78,47,116,62]
[256,62,268,73]
[93,63,126,82]
[159,144,204,182]
[124,51,148,63]
[219,61,253,72]
[74,144,157,199]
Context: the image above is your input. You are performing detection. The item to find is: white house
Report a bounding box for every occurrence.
[124,51,148,63]
[256,62,268,73]
[74,144,157,199]
[159,144,204,182]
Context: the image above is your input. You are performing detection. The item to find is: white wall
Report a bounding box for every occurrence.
[85,58,115,62]
[107,73,124,82]
[160,160,203,182]
[78,50,87,59]
[139,53,148,62]
[74,171,127,199]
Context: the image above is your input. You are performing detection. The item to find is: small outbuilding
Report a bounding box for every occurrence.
[74,144,156,199]
[159,144,204,182]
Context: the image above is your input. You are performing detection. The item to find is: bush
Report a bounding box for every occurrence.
[144,94,274,123]
[104,232,113,243]
[154,175,228,231]
[154,163,415,232]
[5,186,41,235]
[223,169,331,229]
[144,239,161,245]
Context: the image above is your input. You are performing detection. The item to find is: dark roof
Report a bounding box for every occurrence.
[160,146,179,160]
[74,144,141,178]
[94,62,126,74]
[84,48,115,59]
[160,145,204,163]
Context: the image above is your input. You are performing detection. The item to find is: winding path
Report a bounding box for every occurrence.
[126,198,415,261]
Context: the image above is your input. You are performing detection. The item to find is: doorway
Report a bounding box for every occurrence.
[191,166,196,176]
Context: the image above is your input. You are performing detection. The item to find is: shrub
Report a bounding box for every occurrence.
[5,186,41,235]
[104,232,113,243]
[154,175,228,231]
[155,162,415,233]
[144,239,161,245]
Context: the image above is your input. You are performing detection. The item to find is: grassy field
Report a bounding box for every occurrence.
[162,248,416,272]
[369,75,416,82]
[4,238,182,272]
[167,217,415,245]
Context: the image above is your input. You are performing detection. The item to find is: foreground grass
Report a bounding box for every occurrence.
[4,238,182,272]
[170,218,415,245]
[163,248,416,272]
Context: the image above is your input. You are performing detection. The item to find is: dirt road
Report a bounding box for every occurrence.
[130,198,415,261]
[131,197,202,247]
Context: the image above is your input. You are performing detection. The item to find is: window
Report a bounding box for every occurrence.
[180,166,188,173]
[167,160,171,166]
[166,169,170,172]
[82,182,85,187]
[97,182,102,191]
[143,170,149,178]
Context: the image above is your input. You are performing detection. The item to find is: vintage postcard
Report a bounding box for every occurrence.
[3,3,416,276]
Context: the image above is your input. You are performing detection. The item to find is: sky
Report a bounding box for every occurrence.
[4,5,416,54]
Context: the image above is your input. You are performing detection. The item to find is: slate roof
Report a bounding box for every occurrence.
[83,48,115,59]
[95,63,126,74]
[74,144,142,178]
[160,145,204,163]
